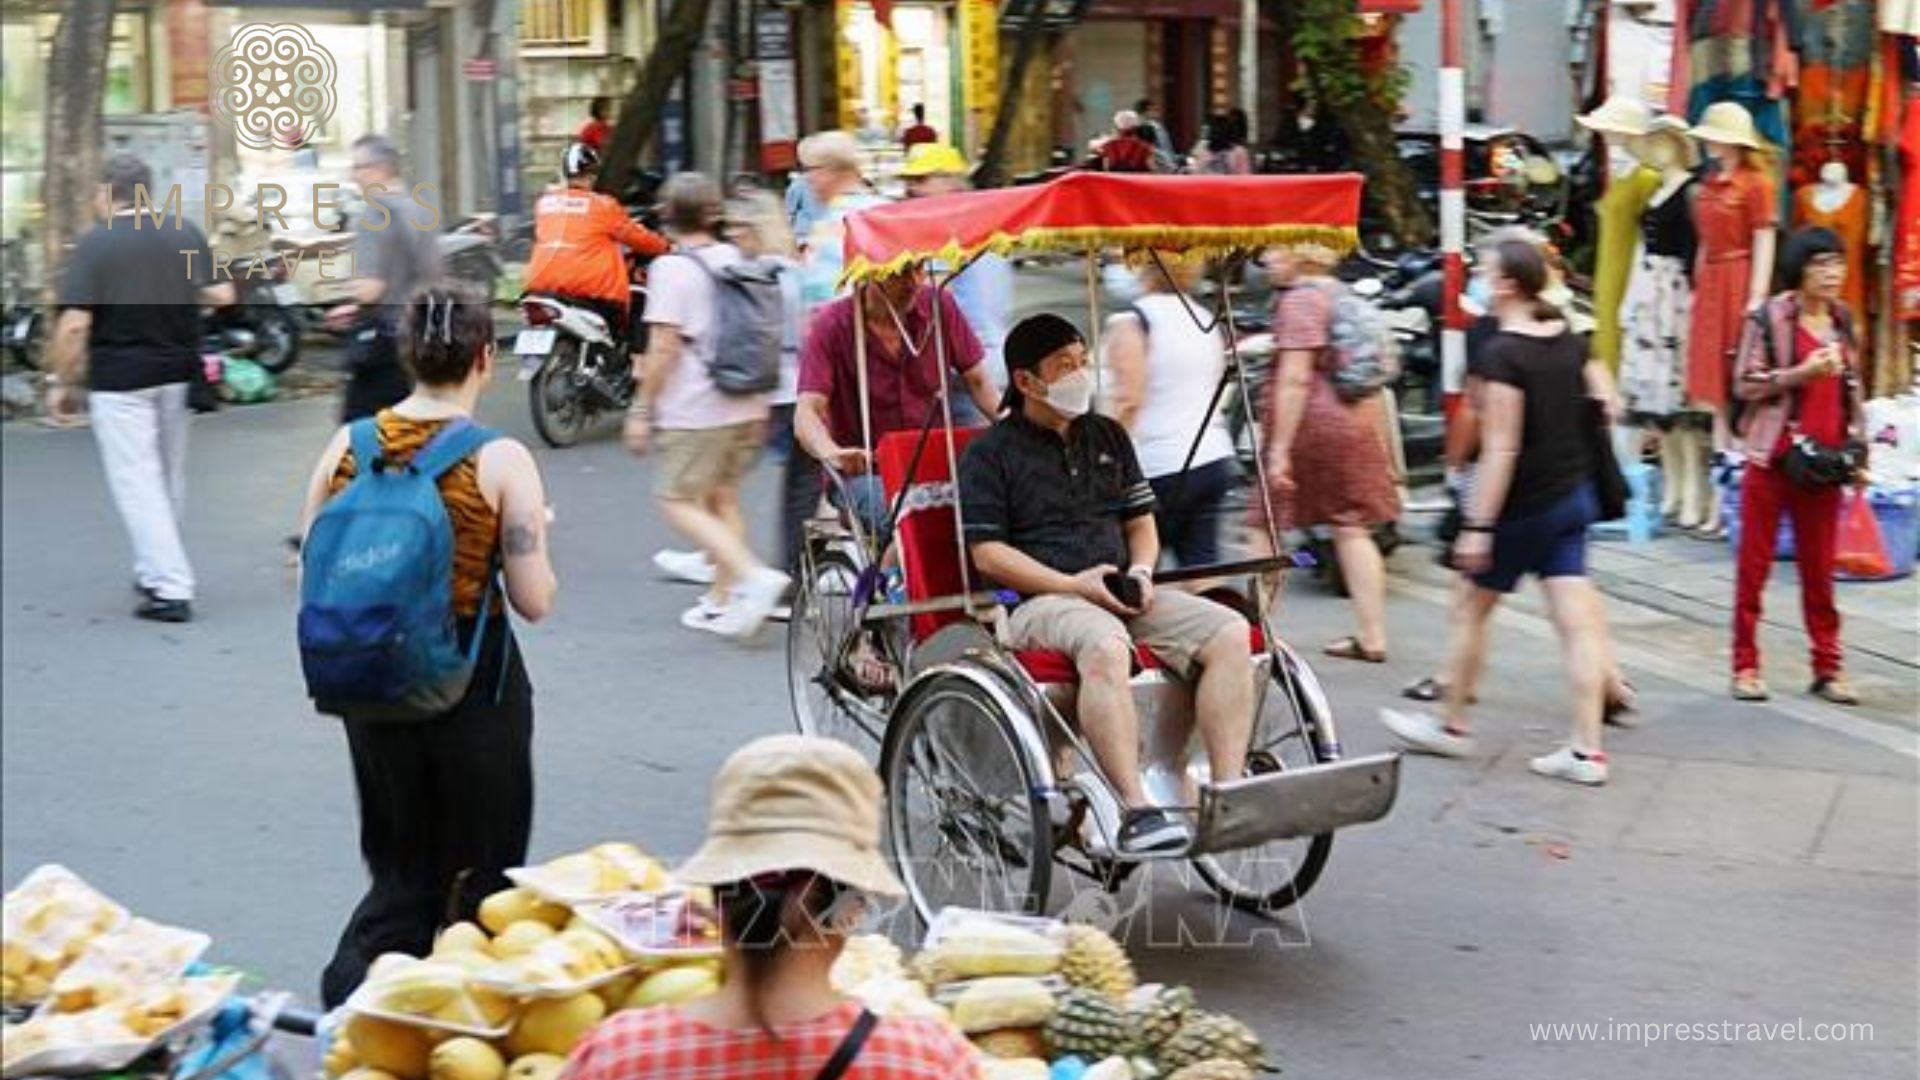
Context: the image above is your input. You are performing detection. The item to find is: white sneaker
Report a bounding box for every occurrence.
[714,567,791,640]
[652,549,716,586]
[1380,708,1475,758]
[679,595,729,634]
[1529,746,1609,786]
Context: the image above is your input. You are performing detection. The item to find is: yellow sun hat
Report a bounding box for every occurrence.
[900,142,971,178]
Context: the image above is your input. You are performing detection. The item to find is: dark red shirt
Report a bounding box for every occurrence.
[902,124,938,150]
[577,117,610,151]
[798,287,983,449]
[1785,324,1847,451]
[1098,134,1157,173]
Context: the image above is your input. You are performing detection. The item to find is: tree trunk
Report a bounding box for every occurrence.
[1273,0,1432,247]
[972,10,1049,189]
[598,0,717,196]
[43,0,117,294]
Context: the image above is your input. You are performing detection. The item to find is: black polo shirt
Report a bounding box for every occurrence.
[960,411,1156,579]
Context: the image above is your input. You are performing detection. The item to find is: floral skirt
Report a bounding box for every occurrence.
[1620,253,1694,421]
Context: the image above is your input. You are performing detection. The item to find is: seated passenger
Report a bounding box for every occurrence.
[959,314,1254,855]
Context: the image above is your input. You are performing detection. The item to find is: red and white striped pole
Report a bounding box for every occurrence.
[1438,0,1467,420]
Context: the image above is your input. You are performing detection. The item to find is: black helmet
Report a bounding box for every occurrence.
[563,142,600,180]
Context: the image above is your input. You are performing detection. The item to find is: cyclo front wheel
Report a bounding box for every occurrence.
[787,542,887,764]
[882,670,1053,923]
[1190,657,1335,913]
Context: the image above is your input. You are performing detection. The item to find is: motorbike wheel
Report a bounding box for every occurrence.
[528,342,593,448]
[249,303,302,374]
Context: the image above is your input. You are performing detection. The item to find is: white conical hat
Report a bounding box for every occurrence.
[1688,101,1766,150]
[1630,115,1702,168]
[1575,96,1653,137]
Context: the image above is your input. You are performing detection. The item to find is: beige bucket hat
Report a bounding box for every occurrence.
[1630,115,1702,169]
[674,735,905,897]
[1575,96,1654,137]
[1688,101,1767,150]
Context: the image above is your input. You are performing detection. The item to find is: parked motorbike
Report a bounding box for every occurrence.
[2,239,43,373]
[441,214,504,297]
[204,252,304,374]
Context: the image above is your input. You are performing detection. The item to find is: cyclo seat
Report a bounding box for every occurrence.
[875,430,1264,685]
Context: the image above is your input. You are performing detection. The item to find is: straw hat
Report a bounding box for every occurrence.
[673,735,904,897]
[1688,101,1766,150]
[1629,115,1701,169]
[900,142,970,178]
[1575,96,1653,138]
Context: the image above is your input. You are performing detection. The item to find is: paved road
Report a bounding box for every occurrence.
[3,373,1915,1078]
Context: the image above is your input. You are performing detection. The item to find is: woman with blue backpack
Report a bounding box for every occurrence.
[297,282,557,1007]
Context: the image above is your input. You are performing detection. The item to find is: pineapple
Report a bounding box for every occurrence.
[1158,1012,1264,1072]
[1045,988,1136,1061]
[1167,1060,1256,1080]
[1059,925,1137,1005]
[1129,985,1196,1051]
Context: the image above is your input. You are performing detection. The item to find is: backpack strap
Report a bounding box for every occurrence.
[348,417,383,475]
[811,1009,879,1080]
[411,418,500,479]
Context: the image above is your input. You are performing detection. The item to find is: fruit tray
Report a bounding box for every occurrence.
[468,962,638,1002]
[918,907,1066,951]
[571,893,722,962]
[928,975,1068,1007]
[2,973,240,1079]
[341,985,515,1041]
[1,865,133,1007]
[502,867,626,908]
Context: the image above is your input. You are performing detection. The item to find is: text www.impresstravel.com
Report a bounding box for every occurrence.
[1529,1019,1875,1045]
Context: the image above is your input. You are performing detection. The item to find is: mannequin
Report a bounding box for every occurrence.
[1795,161,1870,323]
[1577,96,1661,375]
[1617,117,1708,528]
[1686,102,1777,538]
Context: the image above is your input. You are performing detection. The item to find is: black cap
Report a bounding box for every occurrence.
[1000,313,1085,412]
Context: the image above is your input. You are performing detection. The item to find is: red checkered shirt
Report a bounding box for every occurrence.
[557,1002,983,1080]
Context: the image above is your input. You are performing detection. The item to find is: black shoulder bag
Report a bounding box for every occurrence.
[1777,310,1865,489]
[813,1008,880,1080]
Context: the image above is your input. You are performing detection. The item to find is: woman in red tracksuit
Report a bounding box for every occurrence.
[1728,227,1866,706]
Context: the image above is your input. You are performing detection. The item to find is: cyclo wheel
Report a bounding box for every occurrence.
[787,541,887,764]
[1191,658,1335,913]
[882,670,1053,923]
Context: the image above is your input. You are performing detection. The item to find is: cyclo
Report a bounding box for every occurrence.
[785,173,1401,924]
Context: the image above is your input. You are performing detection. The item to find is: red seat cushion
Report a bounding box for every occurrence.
[1012,625,1268,684]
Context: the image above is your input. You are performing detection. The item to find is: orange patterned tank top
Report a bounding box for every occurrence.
[328,410,500,617]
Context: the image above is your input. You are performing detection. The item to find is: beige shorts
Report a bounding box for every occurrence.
[1007,589,1246,679]
[653,422,761,502]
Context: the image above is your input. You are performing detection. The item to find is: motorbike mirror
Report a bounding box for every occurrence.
[1351,278,1385,299]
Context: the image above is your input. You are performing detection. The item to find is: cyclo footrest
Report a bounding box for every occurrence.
[1187,752,1401,856]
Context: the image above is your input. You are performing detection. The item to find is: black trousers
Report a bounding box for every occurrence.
[1149,458,1236,569]
[770,403,825,574]
[320,617,533,1007]
[341,320,412,423]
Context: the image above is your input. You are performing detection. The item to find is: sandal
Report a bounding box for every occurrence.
[1400,675,1477,704]
[1809,674,1859,706]
[1324,636,1387,664]
[844,634,898,696]
[1730,670,1769,702]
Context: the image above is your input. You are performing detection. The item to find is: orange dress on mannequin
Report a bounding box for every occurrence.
[1687,164,1776,409]
[1793,182,1870,320]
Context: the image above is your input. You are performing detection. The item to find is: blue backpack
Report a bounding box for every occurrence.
[299,418,499,720]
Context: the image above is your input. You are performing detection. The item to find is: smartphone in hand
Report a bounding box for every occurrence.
[1103,571,1143,610]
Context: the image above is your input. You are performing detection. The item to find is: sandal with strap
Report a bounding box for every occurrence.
[1730,671,1769,702]
[1809,675,1859,706]
[1324,636,1387,664]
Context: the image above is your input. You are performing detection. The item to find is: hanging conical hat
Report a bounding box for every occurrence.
[1574,96,1653,137]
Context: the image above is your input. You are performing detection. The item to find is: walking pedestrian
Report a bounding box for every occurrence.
[304,283,557,1006]
[624,173,789,639]
[1382,238,1616,785]
[1250,243,1398,662]
[900,103,938,151]
[1103,256,1237,568]
[326,134,443,422]
[555,736,979,1079]
[795,131,886,315]
[1728,227,1866,705]
[47,152,233,623]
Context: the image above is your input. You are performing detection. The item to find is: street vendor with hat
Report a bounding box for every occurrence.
[958,314,1255,857]
[899,142,1014,421]
[556,735,980,1078]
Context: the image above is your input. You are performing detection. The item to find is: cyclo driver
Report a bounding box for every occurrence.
[523,143,670,363]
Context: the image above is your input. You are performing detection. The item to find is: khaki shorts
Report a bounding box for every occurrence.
[1007,589,1246,679]
[653,423,761,502]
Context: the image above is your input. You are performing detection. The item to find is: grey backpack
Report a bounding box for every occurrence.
[1310,279,1401,401]
[681,248,784,396]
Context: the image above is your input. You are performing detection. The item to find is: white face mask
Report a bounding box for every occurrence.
[1039,367,1095,417]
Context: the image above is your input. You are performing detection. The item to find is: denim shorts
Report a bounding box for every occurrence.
[1472,482,1597,594]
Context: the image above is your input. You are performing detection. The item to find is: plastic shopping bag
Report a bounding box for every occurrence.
[1835,491,1893,579]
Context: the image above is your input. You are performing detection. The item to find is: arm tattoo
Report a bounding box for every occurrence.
[503,517,542,557]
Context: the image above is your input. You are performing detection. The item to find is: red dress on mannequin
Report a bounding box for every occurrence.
[1687,164,1777,409]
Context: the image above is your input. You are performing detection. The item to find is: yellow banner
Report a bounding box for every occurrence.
[959,0,999,142]
[836,0,861,130]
